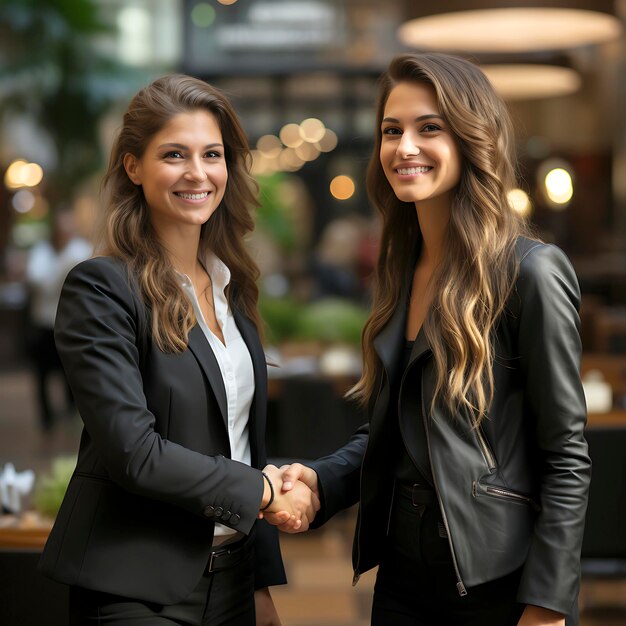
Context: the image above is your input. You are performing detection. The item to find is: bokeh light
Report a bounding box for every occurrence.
[299,118,326,143]
[257,135,282,158]
[545,167,573,206]
[12,189,36,213]
[507,188,532,217]
[279,124,304,148]
[330,175,355,200]
[278,148,304,172]
[191,3,216,28]
[295,142,320,162]
[316,129,338,153]
[4,160,44,189]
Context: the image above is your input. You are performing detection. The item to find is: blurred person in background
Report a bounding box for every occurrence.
[25,206,91,432]
[277,53,590,626]
[38,74,318,626]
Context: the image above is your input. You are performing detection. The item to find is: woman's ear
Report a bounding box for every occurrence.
[123,153,142,185]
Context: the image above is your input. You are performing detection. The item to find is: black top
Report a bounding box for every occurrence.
[394,336,434,486]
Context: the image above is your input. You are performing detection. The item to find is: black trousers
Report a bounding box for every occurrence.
[372,483,525,626]
[68,536,255,625]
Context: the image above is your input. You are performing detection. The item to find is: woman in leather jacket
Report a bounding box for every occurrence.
[277,53,591,626]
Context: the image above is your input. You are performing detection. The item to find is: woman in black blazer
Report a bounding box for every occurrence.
[278,53,590,626]
[39,75,318,625]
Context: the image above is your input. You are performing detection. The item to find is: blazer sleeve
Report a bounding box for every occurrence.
[55,257,265,535]
[307,423,368,527]
[514,244,591,615]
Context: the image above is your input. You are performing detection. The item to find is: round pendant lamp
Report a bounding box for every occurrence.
[398,2,622,53]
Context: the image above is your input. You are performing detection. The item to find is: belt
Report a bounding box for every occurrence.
[205,534,253,575]
[395,481,438,508]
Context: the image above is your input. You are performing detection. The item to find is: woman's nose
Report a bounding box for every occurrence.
[184,157,208,182]
[397,132,421,158]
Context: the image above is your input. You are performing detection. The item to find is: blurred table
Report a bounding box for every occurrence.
[0,513,52,549]
[587,410,626,428]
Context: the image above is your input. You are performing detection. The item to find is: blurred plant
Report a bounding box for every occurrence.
[294,298,368,345]
[0,0,146,205]
[32,455,76,519]
[256,173,298,251]
[259,295,303,344]
[260,295,368,346]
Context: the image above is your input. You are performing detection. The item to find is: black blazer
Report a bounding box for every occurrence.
[38,256,285,604]
[309,238,590,618]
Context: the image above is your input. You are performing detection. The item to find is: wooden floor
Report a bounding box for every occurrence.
[1,369,625,625]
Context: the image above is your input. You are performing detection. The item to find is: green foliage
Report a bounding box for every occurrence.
[294,298,368,345]
[259,295,303,344]
[32,455,76,519]
[261,295,368,345]
[256,174,297,251]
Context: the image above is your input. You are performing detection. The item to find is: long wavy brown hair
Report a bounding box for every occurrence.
[351,53,530,425]
[97,74,261,352]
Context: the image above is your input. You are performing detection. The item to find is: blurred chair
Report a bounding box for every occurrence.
[580,426,626,618]
[592,307,626,353]
[268,376,364,461]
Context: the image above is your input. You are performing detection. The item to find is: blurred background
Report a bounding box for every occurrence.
[1,1,626,624]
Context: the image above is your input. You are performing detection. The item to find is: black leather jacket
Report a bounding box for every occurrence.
[310,238,591,617]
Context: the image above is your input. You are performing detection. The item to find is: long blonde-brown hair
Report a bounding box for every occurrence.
[98,75,261,352]
[352,53,529,425]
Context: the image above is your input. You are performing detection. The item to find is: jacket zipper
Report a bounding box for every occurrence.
[420,376,467,596]
[353,370,386,587]
[476,424,496,471]
[478,483,541,512]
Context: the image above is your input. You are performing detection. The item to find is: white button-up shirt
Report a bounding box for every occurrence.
[178,252,254,541]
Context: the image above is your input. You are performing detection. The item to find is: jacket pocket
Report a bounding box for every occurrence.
[472,480,540,512]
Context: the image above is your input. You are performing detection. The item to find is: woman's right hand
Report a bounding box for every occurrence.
[259,465,320,530]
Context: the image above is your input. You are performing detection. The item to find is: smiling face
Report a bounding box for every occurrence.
[123,109,228,234]
[380,81,462,212]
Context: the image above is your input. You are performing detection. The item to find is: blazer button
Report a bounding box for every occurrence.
[222,511,232,522]
[203,505,215,518]
[214,506,224,518]
[231,514,241,526]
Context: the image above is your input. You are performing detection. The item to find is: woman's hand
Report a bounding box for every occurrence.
[254,587,282,626]
[258,465,320,530]
[517,605,565,626]
[268,463,320,533]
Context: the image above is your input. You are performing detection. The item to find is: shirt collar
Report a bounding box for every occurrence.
[175,249,231,296]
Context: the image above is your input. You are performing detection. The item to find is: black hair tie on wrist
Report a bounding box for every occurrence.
[260,471,274,511]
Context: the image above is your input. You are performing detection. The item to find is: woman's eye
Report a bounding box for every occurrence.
[382,127,402,136]
[164,151,183,159]
[205,150,222,158]
[422,123,442,133]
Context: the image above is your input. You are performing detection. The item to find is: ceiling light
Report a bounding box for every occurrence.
[398,8,622,53]
[482,64,581,100]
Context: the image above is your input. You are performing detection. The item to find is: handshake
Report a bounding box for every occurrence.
[257,464,320,533]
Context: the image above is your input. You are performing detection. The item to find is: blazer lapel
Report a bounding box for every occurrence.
[408,324,431,366]
[187,325,228,427]
[234,310,267,466]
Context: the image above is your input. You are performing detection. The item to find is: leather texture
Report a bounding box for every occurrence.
[38,256,285,604]
[310,237,590,616]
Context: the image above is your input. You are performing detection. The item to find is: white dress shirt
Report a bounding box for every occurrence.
[178,252,254,542]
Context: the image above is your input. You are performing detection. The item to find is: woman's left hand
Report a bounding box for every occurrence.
[517,604,565,626]
[254,587,282,626]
